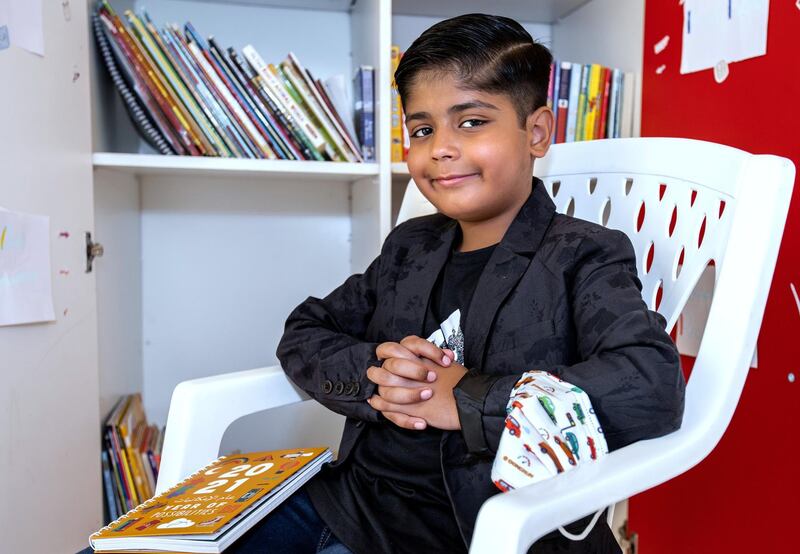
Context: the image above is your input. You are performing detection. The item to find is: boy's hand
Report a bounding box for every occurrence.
[368,336,455,398]
[367,355,467,431]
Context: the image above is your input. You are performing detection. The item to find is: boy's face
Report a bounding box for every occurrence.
[403,71,553,223]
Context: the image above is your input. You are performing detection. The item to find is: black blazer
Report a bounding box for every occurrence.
[277,179,685,552]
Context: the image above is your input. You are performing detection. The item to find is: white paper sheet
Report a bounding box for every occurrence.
[0,207,55,326]
[680,0,769,75]
[0,0,44,56]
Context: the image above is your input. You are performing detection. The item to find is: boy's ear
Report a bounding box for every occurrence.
[526,106,555,159]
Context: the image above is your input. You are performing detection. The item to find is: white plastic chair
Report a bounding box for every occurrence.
[155,138,794,553]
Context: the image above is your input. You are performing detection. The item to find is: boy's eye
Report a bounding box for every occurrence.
[410,126,432,138]
[461,119,486,128]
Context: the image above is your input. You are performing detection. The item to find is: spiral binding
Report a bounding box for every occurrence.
[92,7,175,155]
[89,454,229,546]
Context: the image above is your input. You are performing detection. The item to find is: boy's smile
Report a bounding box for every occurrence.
[403,71,553,251]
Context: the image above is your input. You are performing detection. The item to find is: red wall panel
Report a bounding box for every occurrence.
[631,2,800,552]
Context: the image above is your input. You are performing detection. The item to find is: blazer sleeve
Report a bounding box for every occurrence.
[453,229,686,456]
[276,243,391,423]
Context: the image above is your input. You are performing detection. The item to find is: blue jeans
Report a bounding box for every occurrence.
[76,488,352,554]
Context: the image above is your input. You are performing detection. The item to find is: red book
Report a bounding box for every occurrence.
[597,67,612,139]
[555,63,572,144]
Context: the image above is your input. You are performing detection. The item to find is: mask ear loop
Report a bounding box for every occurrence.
[558,507,605,541]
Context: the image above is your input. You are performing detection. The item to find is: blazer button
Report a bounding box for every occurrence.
[352,382,360,396]
[344,382,355,395]
[322,379,333,394]
[334,381,345,395]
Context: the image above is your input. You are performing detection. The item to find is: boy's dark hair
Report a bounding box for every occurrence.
[394,13,553,127]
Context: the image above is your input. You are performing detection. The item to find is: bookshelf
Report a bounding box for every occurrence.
[90,0,643,461]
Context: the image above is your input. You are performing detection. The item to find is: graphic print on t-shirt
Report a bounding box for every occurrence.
[426,308,465,364]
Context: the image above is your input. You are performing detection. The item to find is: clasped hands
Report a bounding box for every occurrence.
[366,336,467,431]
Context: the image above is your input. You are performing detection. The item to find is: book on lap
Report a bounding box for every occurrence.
[89,447,332,553]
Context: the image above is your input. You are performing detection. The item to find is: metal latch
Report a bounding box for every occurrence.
[86,231,104,273]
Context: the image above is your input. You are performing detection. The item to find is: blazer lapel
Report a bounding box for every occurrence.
[463,178,557,370]
[392,218,459,338]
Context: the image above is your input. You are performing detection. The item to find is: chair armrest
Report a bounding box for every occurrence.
[470,427,696,553]
[155,365,308,494]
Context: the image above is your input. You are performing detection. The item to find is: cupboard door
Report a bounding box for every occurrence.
[0,1,101,552]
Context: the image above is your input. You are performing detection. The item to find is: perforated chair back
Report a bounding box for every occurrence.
[396,138,785,333]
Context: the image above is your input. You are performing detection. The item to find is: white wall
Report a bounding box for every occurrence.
[140,176,353,425]
[95,170,144,419]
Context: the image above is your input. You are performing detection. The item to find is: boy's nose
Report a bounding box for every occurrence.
[430,129,459,161]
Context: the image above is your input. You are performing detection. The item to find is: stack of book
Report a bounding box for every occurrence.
[547,61,637,144]
[102,393,165,525]
[89,447,333,553]
[95,1,372,161]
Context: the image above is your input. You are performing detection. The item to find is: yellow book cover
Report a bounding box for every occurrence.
[583,64,602,141]
[90,447,332,553]
[390,45,404,163]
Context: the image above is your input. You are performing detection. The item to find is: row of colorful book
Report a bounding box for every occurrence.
[547,61,637,144]
[95,1,374,161]
[102,393,165,525]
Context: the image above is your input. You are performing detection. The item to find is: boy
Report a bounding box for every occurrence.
[232,13,684,554]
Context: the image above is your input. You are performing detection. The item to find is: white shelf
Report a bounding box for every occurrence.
[391,162,410,177]
[92,153,379,181]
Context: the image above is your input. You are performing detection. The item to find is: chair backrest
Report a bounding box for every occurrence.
[396,138,789,333]
[397,137,794,450]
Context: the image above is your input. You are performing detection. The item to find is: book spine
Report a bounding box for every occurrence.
[275,62,346,161]
[155,26,236,157]
[244,45,328,160]
[555,62,571,144]
[184,38,260,158]
[621,72,635,138]
[144,18,230,156]
[109,425,138,509]
[321,75,360,152]
[547,61,555,109]
[281,58,358,162]
[390,45,403,162]
[125,10,215,155]
[228,49,305,160]
[89,454,229,547]
[96,9,185,155]
[565,63,582,143]
[206,40,279,160]
[311,75,363,162]
[172,28,255,158]
[284,54,361,161]
[183,26,274,159]
[597,67,611,139]
[212,39,293,159]
[583,64,601,141]
[363,67,375,162]
[607,68,620,139]
[575,64,590,142]
[163,26,245,157]
[103,431,126,518]
[613,70,623,139]
[100,10,197,155]
[101,450,118,523]
[221,59,294,160]
[551,59,560,143]
[242,45,323,160]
